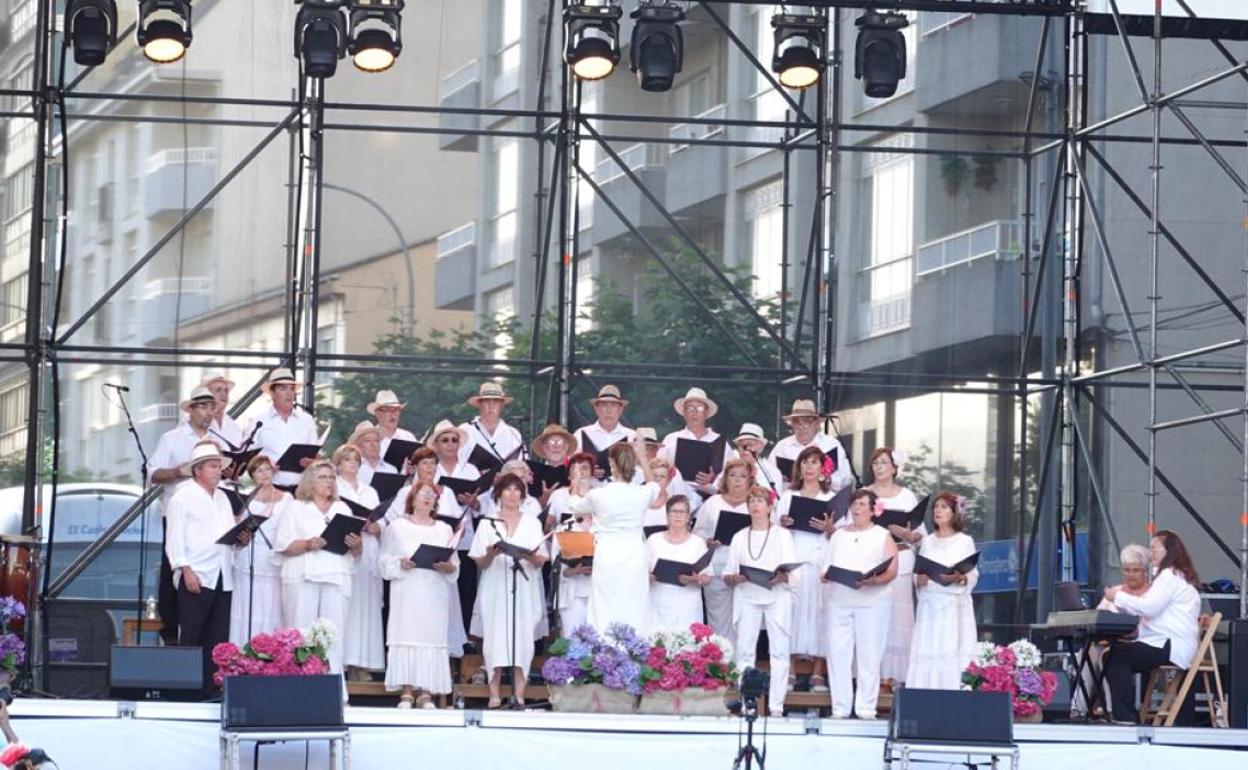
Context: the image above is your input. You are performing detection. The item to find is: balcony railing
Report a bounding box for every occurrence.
[858,255,913,338]
[437,221,476,258]
[137,403,179,424]
[919,11,974,37]
[668,104,726,154]
[915,220,1021,277]
[440,59,479,99]
[142,276,212,300]
[145,147,216,174]
[593,142,666,185]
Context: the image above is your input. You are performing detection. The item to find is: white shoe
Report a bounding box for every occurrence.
[397,699,413,710]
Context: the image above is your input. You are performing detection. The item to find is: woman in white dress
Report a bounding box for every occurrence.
[774,445,833,693]
[549,452,596,633]
[379,480,459,708]
[569,439,658,633]
[865,447,923,687]
[821,489,899,719]
[334,441,385,679]
[468,473,548,709]
[906,492,978,690]
[647,495,710,630]
[691,458,752,638]
[229,455,289,645]
[273,460,362,674]
[724,486,796,717]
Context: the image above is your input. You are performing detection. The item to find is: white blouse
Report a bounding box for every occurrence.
[273,499,357,589]
[725,525,797,606]
[1113,567,1201,668]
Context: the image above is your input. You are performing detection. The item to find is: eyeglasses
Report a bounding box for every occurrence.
[684,403,708,412]
[438,437,460,444]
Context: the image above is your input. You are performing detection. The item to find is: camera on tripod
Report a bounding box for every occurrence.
[739,667,770,711]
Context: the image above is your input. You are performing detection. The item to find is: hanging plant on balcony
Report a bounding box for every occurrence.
[973,154,1000,191]
[940,154,969,196]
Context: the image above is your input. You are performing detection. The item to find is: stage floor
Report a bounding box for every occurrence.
[9,700,1247,769]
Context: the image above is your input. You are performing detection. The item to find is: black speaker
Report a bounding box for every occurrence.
[109,645,203,700]
[222,674,343,731]
[890,689,1014,744]
[1229,618,1248,729]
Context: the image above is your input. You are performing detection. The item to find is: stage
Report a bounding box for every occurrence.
[8,700,1246,769]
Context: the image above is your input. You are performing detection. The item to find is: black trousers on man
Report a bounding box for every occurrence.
[177,574,232,697]
[1104,639,1198,724]
[157,518,179,644]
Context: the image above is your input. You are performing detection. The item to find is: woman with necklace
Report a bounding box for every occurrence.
[469,473,548,709]
[724,485,796,717]
[274,460,362,675]
[906,492,978,690]
[864,447,922,688]
[691,458,753,638]
[647,495,710,629]
[821,489,898,719]
[379,480,459,709]
[228,455,290,646]
[774,445,834,693]
[335,441,385,681]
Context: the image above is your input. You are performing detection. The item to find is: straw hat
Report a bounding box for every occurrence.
[260,368,302,394]
[467,381,513,406]
[531,423,576,456]
[588,384,628,406]
[734,422,769,447]
[366,389,406,416]
[179,385,217,412]
[181,440,230,475]
[636,427,660,444]
[429,419,469,447]
[782,398,823,424]
[348,421,382,445]
[673,387,718,419]
[200,372,236,390]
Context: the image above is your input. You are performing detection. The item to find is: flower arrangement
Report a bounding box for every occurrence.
[640,622,738,694]
[541,623,649,695]
[211,619,336,686]
[962,639,1059,719]
[0,598,26,678]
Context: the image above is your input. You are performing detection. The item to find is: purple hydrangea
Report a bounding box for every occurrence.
[0,598,24,625]
[541,655,579,685]
[571,624,600,644]
[1015,668,1044,697]
[603,659,641,694]
[0,633,25,671]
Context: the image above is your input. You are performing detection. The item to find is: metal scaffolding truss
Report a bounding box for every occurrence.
[6,0,1248,691]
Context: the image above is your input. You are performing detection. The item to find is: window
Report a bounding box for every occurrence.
[489,129,519,267]
[4,58,34,114]
[673,71,712,118]
[9,0,37,42]
[484,285,514,357]
[744,181,784,299]
[1,273,26,326]
[4,166,34,222]
[748,9,786,145]
[859,135,914,336]
[574,256,594,333]
[0,380,28,456]
[492,0,522,101]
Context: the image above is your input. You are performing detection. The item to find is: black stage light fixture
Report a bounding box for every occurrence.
[66,0,118,66]
[629,2,684,92]
[771,13,825,90]
[564,2,623,82]
[295,0,348,79]
[348,0,404,73]
[136,0,193,64]
[854,10,909,99]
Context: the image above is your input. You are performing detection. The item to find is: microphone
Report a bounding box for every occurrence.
[104,383,130,392]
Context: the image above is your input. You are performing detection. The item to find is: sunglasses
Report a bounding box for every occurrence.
[438,437,460,444]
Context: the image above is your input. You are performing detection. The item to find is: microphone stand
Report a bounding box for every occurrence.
[488,516,528,709]
[114,387,151,635]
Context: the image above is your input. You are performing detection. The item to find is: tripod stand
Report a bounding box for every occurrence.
[732,695,766,770]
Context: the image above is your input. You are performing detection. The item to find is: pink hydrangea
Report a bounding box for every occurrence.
[689,623,713,642]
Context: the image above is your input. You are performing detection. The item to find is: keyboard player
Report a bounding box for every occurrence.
[1072,544,1150,717]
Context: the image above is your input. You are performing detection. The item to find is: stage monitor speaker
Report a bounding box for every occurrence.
[222,674,343,731]
[109,645,203,701]
[1229,618,1248,729]
[890,688,1014,744]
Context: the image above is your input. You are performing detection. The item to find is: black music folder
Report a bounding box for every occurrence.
[673,437,726,482]
[219,485,260,518]
[319,514,366,555]
[739,562,804,588]
[410,543,456,570]
[559,555,594,569]
[383,438,422,470]
[527,460,569,497]
[223,448,262,476]
[913,552,979,585]
[435,512,465,529]
[580,433,627,474]
[368,472,408,502]
[876,495,930,533]
[823,557,892,588]
[440,473,495,497]
[276,442,323,474]
[774,446,838,481]
[711,510,751,544]
[643,524,667,539]
[652,550,714,586]
[493,540,539,560]
[468,444,504,473]
[343,496,394,522]
[786,495,834,534]
[215,514,268,545]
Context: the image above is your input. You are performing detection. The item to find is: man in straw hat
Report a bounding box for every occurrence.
[165,440,245,694]
[573,384,637,478]
[347,420,396,487]
[367,389,416,463]
[724,422,784,497]
[661,387,731,495]
[768,399,853,493]
[459,381,525,469]
[201,372,243,449]
[249,368,320,489]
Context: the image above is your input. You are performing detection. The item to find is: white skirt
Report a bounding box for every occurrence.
[906,589,977,690]
[650,583,704,632]
[345,568,385,670]
[229,571,284,645]
[880,574,916,681]
[385,643,452,694]
[789,531,826,656]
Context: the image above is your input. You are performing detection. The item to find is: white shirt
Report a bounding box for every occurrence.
[574,421,637,454]
[211,414,245,450]
[249,405,319,488]
[1113,567,1202,668]
[459,418,525,466]
[726,524,797,606]
[768,433,854,493]
[379,427,418,466]
[150,421,223,510]
[273,499,357,589]
[164,480,236,590]
[692,495,749,572]
[358,456,397,489]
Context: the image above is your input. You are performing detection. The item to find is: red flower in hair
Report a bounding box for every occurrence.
[820,456,834,477]
[0,744,30,769]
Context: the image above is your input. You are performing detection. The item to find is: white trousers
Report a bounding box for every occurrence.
[826,601,892,719]
[282,580,348,674]
[704,576,735,639]
[560,596,589,638]
[734,598,792,715]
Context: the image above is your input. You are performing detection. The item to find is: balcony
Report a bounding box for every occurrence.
[916,13,1044,118]
[137,403,178,425]
[857,256,913,340]
[589,143,668,246]
[136,276,213,343]
[915,220,1021,276]
[434,222,477,310]
[665,104,728,216]
[438,60,481,153]
[143,147,217,219]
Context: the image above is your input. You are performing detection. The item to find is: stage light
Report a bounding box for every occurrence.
[771,13,825,90]
[629,2,683,92]
[295,0,348,79]
[66,0,117,66]
[564,2,622,82]
[854,10,909,98]
[348,0,404,73]
[136,0,192,64]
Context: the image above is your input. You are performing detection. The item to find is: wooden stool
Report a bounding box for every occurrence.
[122,617,165,645]
[1139,612,1227,727]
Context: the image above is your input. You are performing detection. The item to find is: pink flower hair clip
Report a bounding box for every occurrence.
[872,497,886,517]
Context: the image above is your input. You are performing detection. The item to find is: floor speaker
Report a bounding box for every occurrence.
[109,645,203,701]
[1229,618,1248,729]
[222,674,344,730]
[890,688,1014,744]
